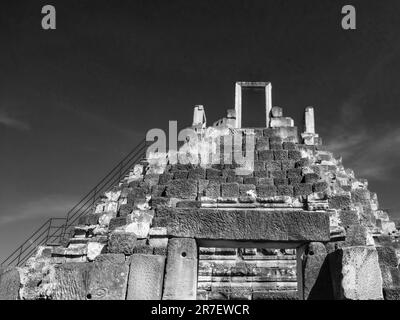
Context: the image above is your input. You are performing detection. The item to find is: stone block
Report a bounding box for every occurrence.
[277,185,293,196]
[0,268,20,300]
[188,167,206,180]
[303,173,319,184]
[287,168,302,178]
[159,208,330,242]
[270,170,286,179]
[109,217,128,231]
[269,143,283,150]
[239,184,256,196]
[254,170,268,178]
[252,161,264,172]
[163,238,198,300]
[328,246,383,300]
[221,183,240,198]
[258,177,274,185]
[255,137,269,151]
[281,160,295,170]
[107,232,137,255]
[288,150,302,161]
[283,142,296,150]
[383,287,400,300]
[313,181,329,193]
[256,185,277,197]
[289,177,302,185]
[204,182,221,198]
[294,183,313,196]
[271,106,283,117]
[227,176,243,183]
[198,179,209,194]
[376,246,400,288]
[274,178,288,186]
[127,254,165,300]
[329,194,351,210]
[173,171,188,180]
[243,177,257,185]
[78,213,101,226]
[166,179,198,199]
[151,185,166,197]
[270,117,294,128]
[206,168,222,180]
[345,225,373,246]
[303,242,333,300]
[258,150,274,161]
[159,173,173,185]
[274,150,288,160]
[339,210,359,228]
[265,160,281,171]
[88,254,129,300]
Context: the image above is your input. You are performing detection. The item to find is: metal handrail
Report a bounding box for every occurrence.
[1,138,147,267]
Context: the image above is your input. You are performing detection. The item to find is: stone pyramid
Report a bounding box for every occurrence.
[1,82,399,300]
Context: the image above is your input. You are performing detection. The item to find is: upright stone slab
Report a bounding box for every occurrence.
[0,268,20,300]
[163,238,198,300]
[52,262,91,300]
[87,254,129,300]
[329,246,383,300]
[127,254,165,300]
[302,242,333,300]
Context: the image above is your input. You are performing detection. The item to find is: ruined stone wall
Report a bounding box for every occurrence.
[1,103,399,300]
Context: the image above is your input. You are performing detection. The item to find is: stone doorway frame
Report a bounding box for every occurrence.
[197,239,306,300]
[234,82,272,129]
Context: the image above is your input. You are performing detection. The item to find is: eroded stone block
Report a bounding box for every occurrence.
[127,254,165,300]
[163,238,198,300]
[329,246,383,300]
[0,268,20,300]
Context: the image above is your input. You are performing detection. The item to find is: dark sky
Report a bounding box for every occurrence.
[1,0,400,259]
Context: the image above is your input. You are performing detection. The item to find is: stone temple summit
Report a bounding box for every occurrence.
[0,82,399,300]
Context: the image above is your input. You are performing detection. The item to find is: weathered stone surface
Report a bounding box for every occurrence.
[52,262,90,300]
[329,246,383,300]
[87,254,129,300]
[256,185,277,197]
[221,183,239,198]
[252,291,298,300]
[163,238,197,300]
[293,183,313,196]
[107,232,137,255]
[329,194,351,210]
[157,208,330,241]
[0,268,20,300]
[383,287,400,300]
[127,254,165,300]
[166,179,197,199]
[376,246,400,288]
[303,242,333,300]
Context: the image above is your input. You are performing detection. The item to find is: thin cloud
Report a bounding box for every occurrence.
[0,109,30,131]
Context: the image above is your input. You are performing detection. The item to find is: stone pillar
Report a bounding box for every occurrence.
[234,83,242,128]
[302,242,333,300]
[296,244,306,300]
[192,105,206,128]
[328,246,383,300]
[162,238,198,300]
[304,107,315,134]
[127,254,165,300]
[0,268,20,300]
[265,83,272,128]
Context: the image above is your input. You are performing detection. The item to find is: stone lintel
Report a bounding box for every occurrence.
[156,208,330,242]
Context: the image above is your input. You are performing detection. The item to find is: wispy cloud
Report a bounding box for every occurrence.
[0,109,30,131]
[323,48,400,182]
